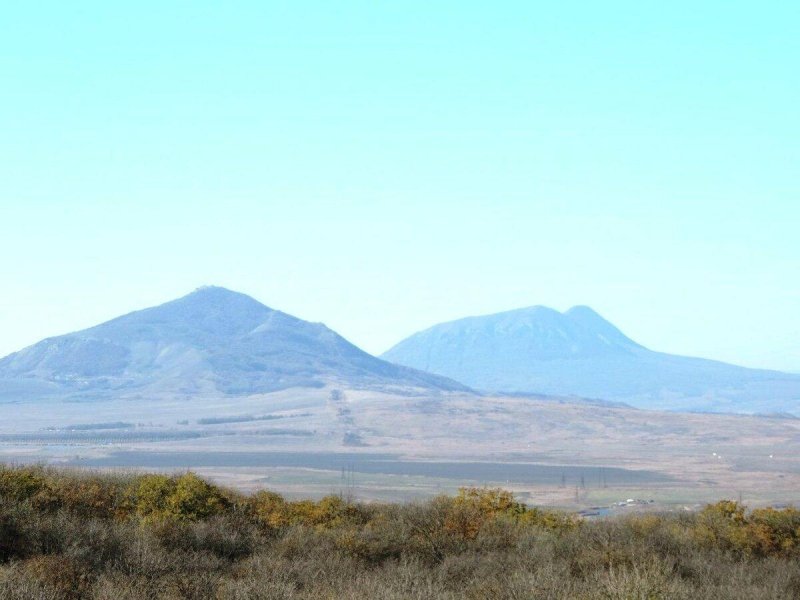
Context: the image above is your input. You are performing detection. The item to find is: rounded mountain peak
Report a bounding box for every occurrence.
[182,285,263,305]
[564,305,611,327]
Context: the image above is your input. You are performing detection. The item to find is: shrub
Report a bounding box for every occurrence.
[0,466,51,503]
[694,500,800,557]
[129,473,229,522]
[167,473,229,521]
[1,464,799,598]
[449,487,578,537]
[0,506,22,562]
[17,555,92,600]
[48,476,122,519]
[250,490,288,530]
[748,507,800,556]
[251,492,360,530]
[128,474,176,521]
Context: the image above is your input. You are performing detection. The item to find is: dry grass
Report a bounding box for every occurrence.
[1,464,799,599]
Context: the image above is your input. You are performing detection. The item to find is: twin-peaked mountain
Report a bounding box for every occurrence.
[2,289,798,415]
[382,306,800,414]
[0,287,467,399]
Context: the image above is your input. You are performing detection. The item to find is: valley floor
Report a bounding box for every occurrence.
[1,387,799,510]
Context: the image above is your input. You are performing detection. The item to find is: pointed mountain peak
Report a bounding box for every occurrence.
[161,285,275,319]
[1,287,469,396]
[179,285,268,307]
[75,286,279,343]
[188,285,238,297]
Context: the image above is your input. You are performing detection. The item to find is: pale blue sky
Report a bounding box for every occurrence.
[1,2,798,371]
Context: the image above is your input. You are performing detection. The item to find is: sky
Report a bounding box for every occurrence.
[1,1,798,371]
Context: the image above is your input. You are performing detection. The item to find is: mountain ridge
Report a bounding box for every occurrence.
[0,287,469,398]
[382,305,800,414]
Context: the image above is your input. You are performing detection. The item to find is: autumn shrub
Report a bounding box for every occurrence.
[167,472,230,520]
[250,491,362,531]
[0,563,64,600]
[17,555,92,600]
[452,487,579,534]
[0,466,52,503]
[1,465,800,599]
[127,474,175,520]
[128,472,230,522]
[747,506,800,556]
[151,514,260,561]
[333,515,410,565]
[693,500,800,558]
[249,489,287,529]
[47,476,122,519]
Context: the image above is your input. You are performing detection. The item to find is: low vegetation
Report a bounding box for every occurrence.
[0,465,798,599]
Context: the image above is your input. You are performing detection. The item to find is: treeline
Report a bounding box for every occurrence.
[0,464,799,599]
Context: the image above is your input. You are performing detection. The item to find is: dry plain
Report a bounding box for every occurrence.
[1,387,798,512]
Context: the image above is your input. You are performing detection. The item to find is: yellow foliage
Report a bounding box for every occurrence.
[747,507,800,555]
[167,473,228,520]
[251,490,288,528]
[0,466,51,502]
[128,472,228,522]
[694,500,800,557]
[129,474,175,520]
[443,487,578,539]
[51,478,120,518]
[519,506,580,531]
[454,487,523,517]
[251,492,356,530]
[627,514,662,536]
[701,500,746,524]
[12,464,799,562]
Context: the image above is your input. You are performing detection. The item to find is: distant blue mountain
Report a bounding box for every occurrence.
[382,306,800,414]
[0,287,467,398]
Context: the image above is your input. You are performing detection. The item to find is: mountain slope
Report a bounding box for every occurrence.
[382,306,800,414]
[0,287,468,398]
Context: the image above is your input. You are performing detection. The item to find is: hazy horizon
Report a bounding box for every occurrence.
[1,284,797,376]
[2,2,798,372]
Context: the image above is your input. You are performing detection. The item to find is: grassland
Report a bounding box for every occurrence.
[2,388,799,510]
[1,464,799,599]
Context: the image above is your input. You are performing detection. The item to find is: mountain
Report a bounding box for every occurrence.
[382,305,800,414]
[0,287,468,399]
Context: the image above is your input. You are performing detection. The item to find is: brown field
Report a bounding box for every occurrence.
[1,387,798,511]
